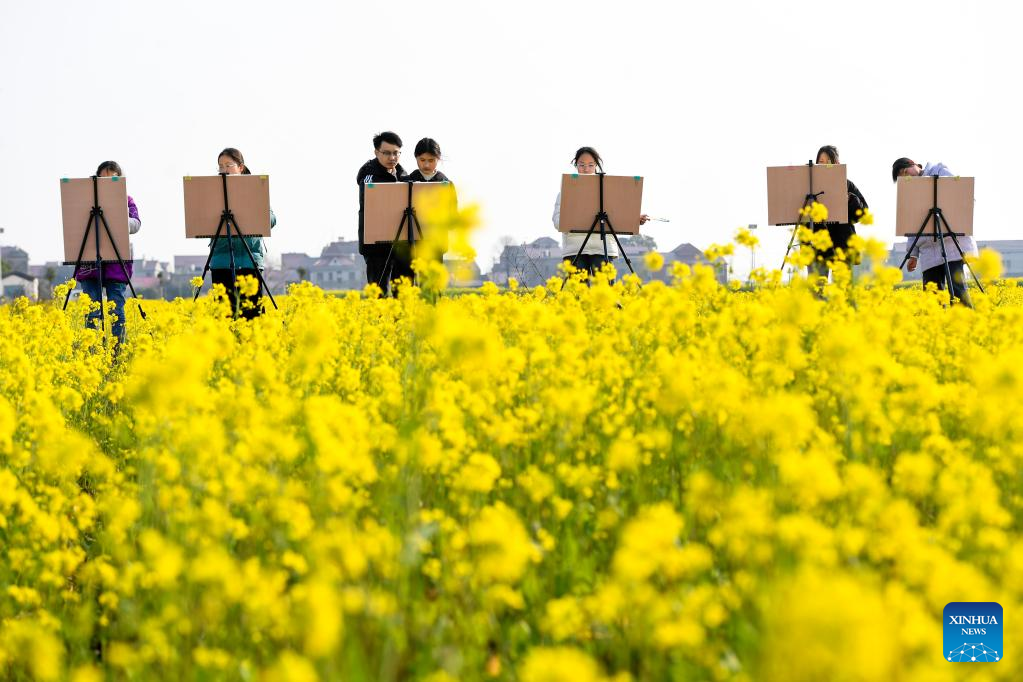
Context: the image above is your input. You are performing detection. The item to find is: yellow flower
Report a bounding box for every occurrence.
[643,251,664,272]
[520,647,605,682]
[966,248,1003,282]
[800,201,829,223]
[735,226,760,248]
[235,274,259,297]
[469,502,536,583]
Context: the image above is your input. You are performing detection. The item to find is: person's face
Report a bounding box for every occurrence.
[575,153,598,175]
[417,153,438,176]
[218,155,244,175]
[817,153,836,165]
[98,168,118,178]
[376,142,401,170]
[899,163,923,178]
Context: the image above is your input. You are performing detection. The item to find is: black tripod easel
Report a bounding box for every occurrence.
[193,173,278,317]
[563,172,639,284]
[62,175,146,336]
[898,174,983,305]
[379,181,424,289]
[780,160,826,274]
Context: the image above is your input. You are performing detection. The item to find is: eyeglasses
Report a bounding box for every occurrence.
[218,162,240,171]
[377,150,401,158]
[576,163,597,170]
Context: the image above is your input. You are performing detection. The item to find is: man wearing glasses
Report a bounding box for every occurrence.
[357,131,411,291]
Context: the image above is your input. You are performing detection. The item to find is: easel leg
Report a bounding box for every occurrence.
[380,213,410,292]
[93,212,107,339]
[562,215,601,287]
[226,220,239,319]
[932,214,957,306]
[899,212,933,271]
[604,219,639,281]
[780,195,815,275]
[939,213,984,294]
[63,212,94,311]
[97,211,147,326]
[229,217,279,311]
[193,215,227,302]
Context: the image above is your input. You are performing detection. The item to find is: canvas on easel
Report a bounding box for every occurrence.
[183,173,278,314]
[767,163,849,225]
[362,181,455,244]
[896,175,974,236]
[60,176,131,263]
[558,174,644,235]
[183,174,271,238]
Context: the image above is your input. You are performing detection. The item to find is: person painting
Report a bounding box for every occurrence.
[357,131,411,292]
[810,145,868,279]
[209,147,277,319]
[77,160,141,342]
[552,146,649,277]
[892,156,977,307]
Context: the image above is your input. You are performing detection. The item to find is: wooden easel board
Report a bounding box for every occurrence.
[183,175,271,238]
[363,181,456,244]
[896,175,974,236]
[558,174,643,235]
[767,164,848,225]
[60,176,131,264]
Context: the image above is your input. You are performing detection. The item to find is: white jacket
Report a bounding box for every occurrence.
[553,192,620,258]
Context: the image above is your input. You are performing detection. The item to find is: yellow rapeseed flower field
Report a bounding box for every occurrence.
[2,234,1022,681]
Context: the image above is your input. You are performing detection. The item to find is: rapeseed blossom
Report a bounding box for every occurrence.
[2,231,1022,681]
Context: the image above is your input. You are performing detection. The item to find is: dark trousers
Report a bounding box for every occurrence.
[922,260,973,308]
[211,268,264,319]
[810,223,856,279]
[365,251,415,295]
[563,254,616,278]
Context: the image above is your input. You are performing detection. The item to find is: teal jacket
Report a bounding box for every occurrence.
[210,209,276,270]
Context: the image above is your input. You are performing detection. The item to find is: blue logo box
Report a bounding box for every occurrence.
[944,602,1002,662]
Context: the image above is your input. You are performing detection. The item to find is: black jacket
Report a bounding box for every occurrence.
[813,179,869,254]
[357,158,409,255]
[407,169,451,183]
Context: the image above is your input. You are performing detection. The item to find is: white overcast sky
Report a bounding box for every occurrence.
[0,1,1018,276]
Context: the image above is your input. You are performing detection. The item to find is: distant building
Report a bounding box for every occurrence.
[174,255,208,275]
[491,237,562,286]
[887,239,1023,280]
[281,240,369,290]
[1,246,29,276]
[2,271,38,300]
[445,258,484,287]
[634,242,726,284]
[28,262,76,299]
[490,236,723,285]
[132,259,171,290]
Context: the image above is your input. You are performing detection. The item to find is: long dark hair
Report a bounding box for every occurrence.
[816,145,840,165]
[219,147,251,174]
[96,160,123,176]
[572,146,603,172]
[414,137,442,158]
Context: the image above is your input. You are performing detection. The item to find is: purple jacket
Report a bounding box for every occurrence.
[76,196,140,283]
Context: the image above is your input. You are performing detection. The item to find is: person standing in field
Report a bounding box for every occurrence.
[810,145,868,279]
[357,131,411,293]
[77,160,140,343]
[892,156,976,307]
[552,146,649,278]
[209,147,277,319]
